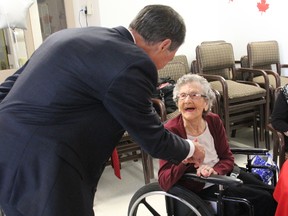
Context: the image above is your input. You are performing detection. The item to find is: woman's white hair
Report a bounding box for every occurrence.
[173,74,216,114]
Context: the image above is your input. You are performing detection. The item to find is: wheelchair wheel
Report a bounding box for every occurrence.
[128,182,214,216]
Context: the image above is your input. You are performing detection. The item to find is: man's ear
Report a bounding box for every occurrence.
[160,39,172,51]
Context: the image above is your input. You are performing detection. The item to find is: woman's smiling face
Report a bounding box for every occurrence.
[177,82,208,122]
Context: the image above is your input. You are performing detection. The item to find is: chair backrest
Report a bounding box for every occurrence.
[196,42,236,80]
[201,40,226,45]
[158,55,189,81]
[247,40,281,74]
[172,54,190,73]
[240,55,249,68]
[191,40,227,74]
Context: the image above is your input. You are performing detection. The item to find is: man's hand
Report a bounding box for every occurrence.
[182,140,205,168]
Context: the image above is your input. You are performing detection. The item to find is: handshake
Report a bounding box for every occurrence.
[182,140,205,168]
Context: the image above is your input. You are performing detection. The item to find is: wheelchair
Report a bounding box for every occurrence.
[128,148,277,216]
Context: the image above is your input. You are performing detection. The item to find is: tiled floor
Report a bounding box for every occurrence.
[93,159,158,216]
[93,127,272,215]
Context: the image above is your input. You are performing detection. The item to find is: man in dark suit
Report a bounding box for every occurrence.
[0,5,205,216]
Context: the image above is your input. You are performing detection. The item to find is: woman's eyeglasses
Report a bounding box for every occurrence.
[178,92,207,100]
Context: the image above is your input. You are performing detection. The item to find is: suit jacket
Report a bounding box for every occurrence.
[0,26,190,215]
[158,113,234,192]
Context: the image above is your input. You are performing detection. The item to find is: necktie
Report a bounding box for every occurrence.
[111,148,121,179]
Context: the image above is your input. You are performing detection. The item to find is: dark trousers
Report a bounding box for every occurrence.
[199,170,277,216]
[1,204,23,216]
[1,157,98,216]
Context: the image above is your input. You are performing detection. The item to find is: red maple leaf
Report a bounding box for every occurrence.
[257,0,269,13]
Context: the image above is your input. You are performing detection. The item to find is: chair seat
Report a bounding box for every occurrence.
[210,80,266,99]
[166,109,180,121]
[253,75,288,89]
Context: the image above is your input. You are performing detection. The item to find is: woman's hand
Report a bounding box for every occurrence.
[196,165,217,177]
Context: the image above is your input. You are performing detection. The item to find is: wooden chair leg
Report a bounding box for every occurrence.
[265,130,271,150]
[141,151,154,184]
[253,116,259,148]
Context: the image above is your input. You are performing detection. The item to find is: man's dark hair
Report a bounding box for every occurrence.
[129,5,186,51]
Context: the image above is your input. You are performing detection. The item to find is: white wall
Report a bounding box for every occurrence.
[73,0,100,27]
[77,0,288,74]
[97,0,222,65]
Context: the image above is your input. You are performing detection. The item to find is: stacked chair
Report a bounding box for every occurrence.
[243,40,288,152]
[247,40,288,87]
[194,41,270,148]
[243,40,288,108]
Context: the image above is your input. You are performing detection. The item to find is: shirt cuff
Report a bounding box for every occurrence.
[185,139,195,159]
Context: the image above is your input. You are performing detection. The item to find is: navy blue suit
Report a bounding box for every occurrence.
[0,26,190,216]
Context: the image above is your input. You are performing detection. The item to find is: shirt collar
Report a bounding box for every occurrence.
[127,28,136,44]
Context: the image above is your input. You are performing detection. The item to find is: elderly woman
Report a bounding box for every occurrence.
[158,74,276,216]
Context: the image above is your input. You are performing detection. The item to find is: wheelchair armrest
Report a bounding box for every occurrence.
[231,147,269,155]
[183,173,243,187]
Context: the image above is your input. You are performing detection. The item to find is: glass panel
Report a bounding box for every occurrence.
[5,28,28,68]
[13,29,29,67]
[0,30,9,70]
[37,0,67,40]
